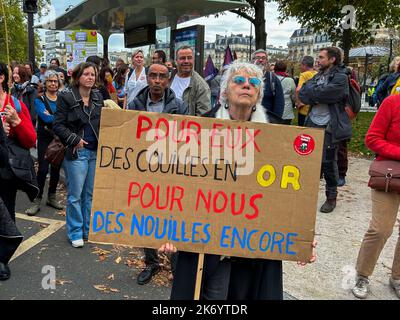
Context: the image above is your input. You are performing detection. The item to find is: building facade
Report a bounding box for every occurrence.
[288,28,333,61]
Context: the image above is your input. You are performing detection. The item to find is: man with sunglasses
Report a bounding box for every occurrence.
[251,49,285,124]
[127,62,187,285]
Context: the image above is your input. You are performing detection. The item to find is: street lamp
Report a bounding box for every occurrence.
[387,31,394,73]
[23,0,38,65]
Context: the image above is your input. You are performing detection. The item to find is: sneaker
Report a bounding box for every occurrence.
[352,275,370,299]
[46,193,64,210]
[25,197,42,216]
[71,239,84,248]
[337,177,346,187]
[320,198,337,213]
[389,277,400,299]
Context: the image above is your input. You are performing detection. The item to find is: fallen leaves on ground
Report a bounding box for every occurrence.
[107,274,115,281]
[92,247,111,262]
[55,279,73,285]
[93,284,120,293]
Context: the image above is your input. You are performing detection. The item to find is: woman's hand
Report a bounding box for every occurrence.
[297,240,317,266]
[4,104,21,127]
[73,139,88,153]
[2,121,10,136]
[158,242,177,254]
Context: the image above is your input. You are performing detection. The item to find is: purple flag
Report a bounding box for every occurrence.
[203,55,217,81]
[223,45,234,70]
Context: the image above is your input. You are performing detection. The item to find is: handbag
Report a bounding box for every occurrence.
[44,136,66,167]
[368,159,400,193]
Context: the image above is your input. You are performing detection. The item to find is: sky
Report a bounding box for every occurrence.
[38,0,301,53]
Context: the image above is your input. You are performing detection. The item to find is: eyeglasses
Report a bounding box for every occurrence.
[148,72,169,80]
[232,76,261,88]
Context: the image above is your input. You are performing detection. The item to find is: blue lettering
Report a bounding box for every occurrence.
[286,233,298,255]
[105,211,115,234]
[92,211,105,233]
[271,232,285,254]
[232,227,246,249]
[130,214,144,236]
[192,222,202,243]
[114,212,125,233]
[145,216,155,236]
[259,231,271,252]
[155,218,167,239]
[171,220,180,241]
[201,224,211,244]
[181,221,190,242]
[168,216,174,239]
[220,226,230,248]
[246,229,258,252]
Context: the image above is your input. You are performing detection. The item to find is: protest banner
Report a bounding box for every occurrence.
[90,109,324,262]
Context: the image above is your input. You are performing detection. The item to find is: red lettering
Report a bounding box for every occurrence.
[170,186,184,212]
[213,191,228,213]
[127,182,141,207]
[171,120,187,143]
[140,183,155,208]
[155,118,169,140]
[231,192,245,215]
[156,185,170,210]
[226,126,242,149]
[136,115,153,139]
[245,194,263,220]
[241,128,261,152]
[195,189,212,212]
[211,123,224,147]
[186,121,201,145]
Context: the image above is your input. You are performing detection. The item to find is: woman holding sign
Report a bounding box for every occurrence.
[53,62,104,248]
[160,61,316,300]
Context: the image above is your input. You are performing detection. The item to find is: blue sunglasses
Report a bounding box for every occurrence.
[232,75,261,88]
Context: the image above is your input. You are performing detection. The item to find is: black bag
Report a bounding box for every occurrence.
[0,138,39,201]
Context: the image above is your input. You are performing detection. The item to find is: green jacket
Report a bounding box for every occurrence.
[171,70,211,116]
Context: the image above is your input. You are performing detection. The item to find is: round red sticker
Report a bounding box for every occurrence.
[293,134,315,156]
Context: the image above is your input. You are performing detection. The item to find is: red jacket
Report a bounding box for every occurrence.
[365,94,400,161]
[1,94,36,149]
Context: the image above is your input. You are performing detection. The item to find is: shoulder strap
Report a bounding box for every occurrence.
[40,95,54,115]
[127,68,134,81]
[269,72,276,97]
[11,96,21,113]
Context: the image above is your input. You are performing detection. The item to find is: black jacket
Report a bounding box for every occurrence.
[299,65,352,143]
[53,86,103,160]
[261,71,285,123]
[127,86,188,115]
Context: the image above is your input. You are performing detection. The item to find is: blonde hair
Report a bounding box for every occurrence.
[389,56,400,72]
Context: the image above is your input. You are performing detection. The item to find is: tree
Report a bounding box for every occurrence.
[0,0,50,64]
[276,0,400,65]
[229,0,271,50]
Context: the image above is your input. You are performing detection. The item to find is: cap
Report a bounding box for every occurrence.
[40,63,47,68]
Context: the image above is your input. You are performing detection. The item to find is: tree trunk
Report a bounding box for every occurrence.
[254,0,266,50]
[342,28,352,65]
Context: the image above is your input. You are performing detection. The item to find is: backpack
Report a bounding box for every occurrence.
[345,78,361,120]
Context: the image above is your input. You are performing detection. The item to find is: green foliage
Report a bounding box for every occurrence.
[348,112,376,158]
[0,0,50,63]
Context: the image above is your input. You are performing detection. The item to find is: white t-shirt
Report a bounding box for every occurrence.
[171,75,191,101]
[125,67,148,106]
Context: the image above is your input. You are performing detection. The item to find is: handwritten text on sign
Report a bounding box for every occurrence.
[89,109,324,262]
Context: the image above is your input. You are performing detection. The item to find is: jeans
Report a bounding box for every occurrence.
[63,148,97,242]
[338,140,348,178]
[356,190,400,280]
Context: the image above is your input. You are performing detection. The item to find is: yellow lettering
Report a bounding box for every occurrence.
[281,166,300,191]
[257,165,276,187]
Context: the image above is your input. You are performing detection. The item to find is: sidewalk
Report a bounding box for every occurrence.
[1,157,398,300]
[283,157,399,300]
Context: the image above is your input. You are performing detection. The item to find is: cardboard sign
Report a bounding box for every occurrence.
[89,109,324,262]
